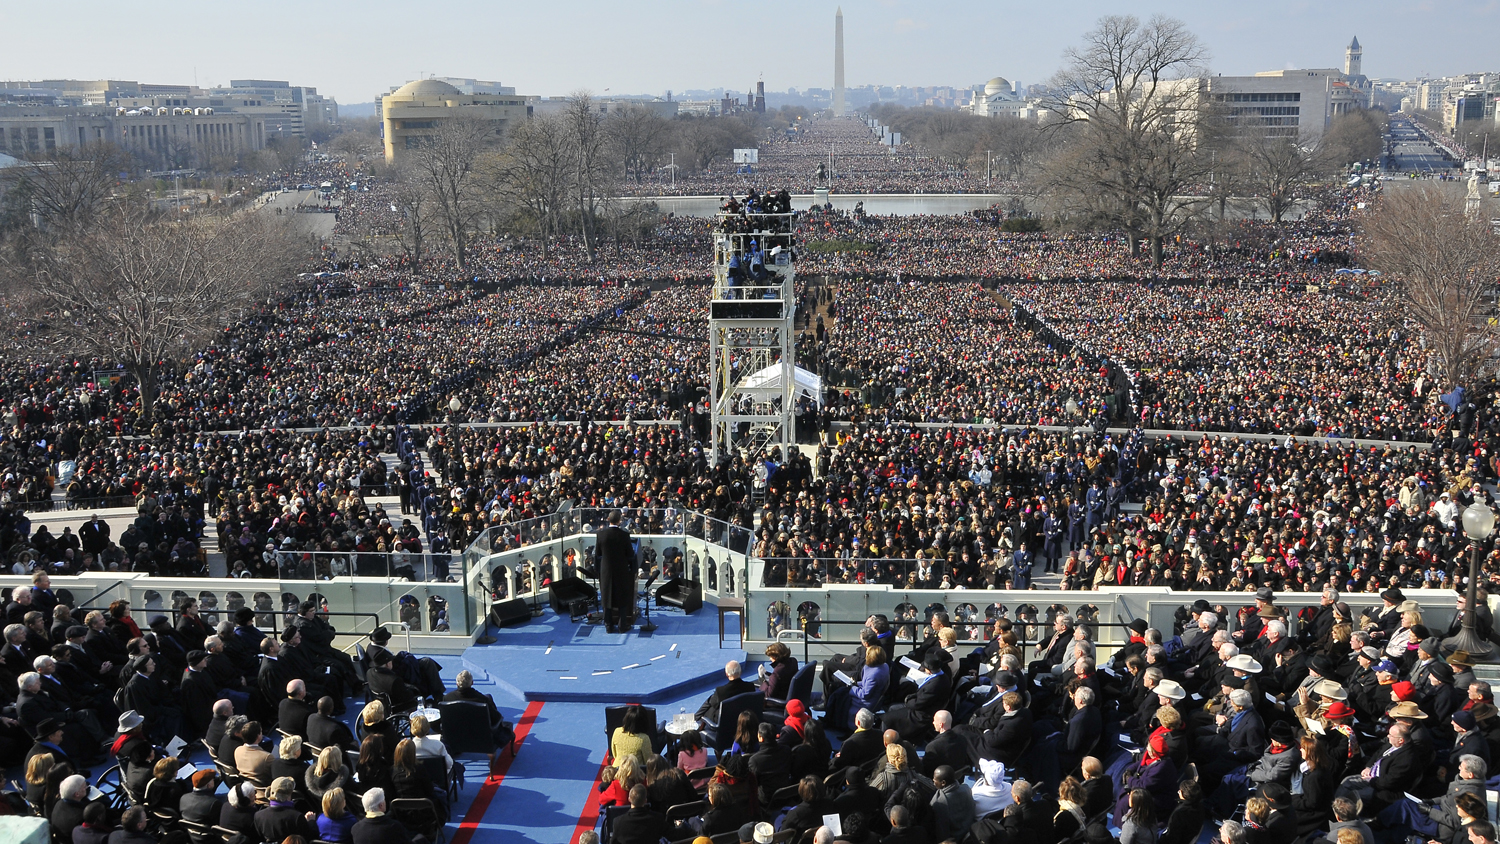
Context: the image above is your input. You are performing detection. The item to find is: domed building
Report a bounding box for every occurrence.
[379,77,530,162]
[966,77,1026,118]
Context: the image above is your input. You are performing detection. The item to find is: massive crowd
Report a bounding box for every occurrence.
[4,578,504,844]
[617,116,1004,197]
[585,583,1500,844]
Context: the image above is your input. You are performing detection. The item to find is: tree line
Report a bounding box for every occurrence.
[340,96,810,269]
[873,15,1388,267]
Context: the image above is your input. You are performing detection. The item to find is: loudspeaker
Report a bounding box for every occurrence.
[488,598,532,628]
[654,578,703,615]
[547,576,599,616]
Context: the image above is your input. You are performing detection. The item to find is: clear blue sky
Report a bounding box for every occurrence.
[4,0,1497,105]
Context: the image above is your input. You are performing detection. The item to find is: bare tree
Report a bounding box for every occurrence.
[490,112,573,256]
[1237,132,1324,223]
[1362,184,1500,388]
[10,142,130,233]
[407,116,494,269]
[565,93,612,264]
[605,105,671,184]
[22,208,305,422]
[1040,15,1213,267]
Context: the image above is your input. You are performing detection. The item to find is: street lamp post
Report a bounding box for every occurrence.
[987,150,992,189]
[1445,502,1497,660]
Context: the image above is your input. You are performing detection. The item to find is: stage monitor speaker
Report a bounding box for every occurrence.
[654,578,703,615]
[489,598,532,628]
[547,576,598,616]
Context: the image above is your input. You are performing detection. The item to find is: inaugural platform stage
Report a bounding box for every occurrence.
[460,604,749,704]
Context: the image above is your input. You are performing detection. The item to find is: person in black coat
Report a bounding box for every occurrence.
[781,776,836,837]
[179,651,219,741]
[611,784,668,844]
[175,599,210,652]
[441,670,515,750]
[923,712,973,776]
[836,714,886,770]
[219,782,260,837]
[980,695,1033,765]
[833,766,888,830]
[253,777,317,842]
[883,805,931,844]
[1159,780,1207,844]
[883,654,953,743]
[1449,711,1491,777]
[368,660,420,717]
[695,661,758,725]
[308,697,358,751]
[595,511,637,633]
[179,770,223,826]
[279,680,317,739]
[1001,782,1056,844]
[123,656,180,744]
[1061,690,1103,774]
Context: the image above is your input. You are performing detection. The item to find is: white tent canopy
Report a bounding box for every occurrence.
[738,362,823,406]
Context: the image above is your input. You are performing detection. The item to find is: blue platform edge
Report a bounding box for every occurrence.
[458,604,750,704]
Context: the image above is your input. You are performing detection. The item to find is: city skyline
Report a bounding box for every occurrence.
[3,0,1500,106]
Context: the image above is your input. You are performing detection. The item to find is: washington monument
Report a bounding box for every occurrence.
[833,7,846,117]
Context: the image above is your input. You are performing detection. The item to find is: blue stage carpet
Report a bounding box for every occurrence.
[461,604,748,703]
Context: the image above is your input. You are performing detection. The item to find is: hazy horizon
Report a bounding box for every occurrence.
[5,0,1498,106]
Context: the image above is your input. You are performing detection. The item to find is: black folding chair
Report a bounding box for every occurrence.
[437,701,503,757]
[390,797,445,843]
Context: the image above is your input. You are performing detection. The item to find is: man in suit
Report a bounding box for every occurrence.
[352,788,421,844]
[695,661,758,726]
[110,807,157,844]
[233,721,273,785]
[595,511,637,633]
[1447,590,1494,643]
[923,711,973,776]
[82,611,127,672]
[180,650,219,741]
[278,679,316,739]
[1348,722,1422,812]
[256,637,292,717]
[180,770,223,826]
[835,709,885,769]
[50,774,89,841]
[1028,615,1074,678]
[612,784,669,844]
[18,673,102,759]
[441,670,514,751]
[204,700,234,753]
[307,696,358,751]
[1061,688,1102,775]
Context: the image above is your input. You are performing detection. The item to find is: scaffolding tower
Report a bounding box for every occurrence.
[707,208,798,467]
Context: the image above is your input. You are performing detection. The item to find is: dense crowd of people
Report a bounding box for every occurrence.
[1,579,509,844]
[595,588,1500,844]
[617,116,1003,197]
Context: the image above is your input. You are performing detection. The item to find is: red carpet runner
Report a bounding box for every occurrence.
[449,700,545,844]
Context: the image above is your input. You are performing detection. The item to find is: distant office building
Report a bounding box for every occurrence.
[0,102,264,167]
[530,97,678,118]
[378,78,529,162]
[1163,69,1351,142]
[205,81,339,137]
[429,77,516,96]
